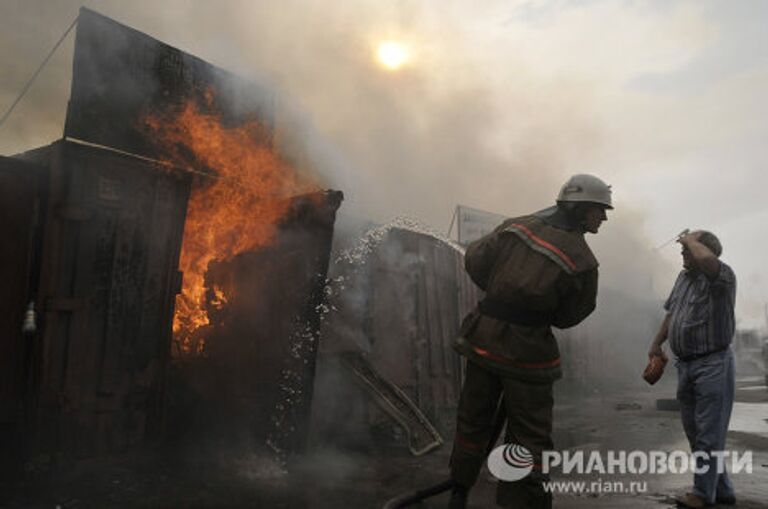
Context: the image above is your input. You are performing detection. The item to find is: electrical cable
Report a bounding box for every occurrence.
[0,16,78,130]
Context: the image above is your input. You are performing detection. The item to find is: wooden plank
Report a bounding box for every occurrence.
[36,141,68,446]
[45,297,84,311]
[100,205,138,394]
[0,158,40,427]
[141,175,190,437]
[37,142,192,456]
[57,156,108,428]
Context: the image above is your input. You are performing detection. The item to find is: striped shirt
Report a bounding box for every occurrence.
[664,261,736,359]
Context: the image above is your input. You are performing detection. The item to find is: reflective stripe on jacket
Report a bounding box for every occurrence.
[453,214,599,382]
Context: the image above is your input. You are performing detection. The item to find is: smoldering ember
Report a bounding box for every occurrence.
[1,5,767,509]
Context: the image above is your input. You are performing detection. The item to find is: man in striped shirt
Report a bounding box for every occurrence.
[649,230,737,508]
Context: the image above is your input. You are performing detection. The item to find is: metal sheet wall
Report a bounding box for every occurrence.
[368,229,482,434]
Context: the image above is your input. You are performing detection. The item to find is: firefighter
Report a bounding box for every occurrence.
[448,174,612,509]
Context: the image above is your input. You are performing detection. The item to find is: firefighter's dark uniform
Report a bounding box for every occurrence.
[450,208,599,508]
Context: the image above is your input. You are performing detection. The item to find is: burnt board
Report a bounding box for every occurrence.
[26,140,192,457]
[65,8,273,161]
[0,157,45,473]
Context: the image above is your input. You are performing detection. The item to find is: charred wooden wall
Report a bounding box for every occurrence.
[0,156,46,474]
[6,139,191,460]
[2,139,342,467]
[167,191,342,459]
[1,8,338,469]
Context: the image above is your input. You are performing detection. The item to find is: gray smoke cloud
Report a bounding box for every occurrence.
[0,1,694,384]
[1,0,596,222]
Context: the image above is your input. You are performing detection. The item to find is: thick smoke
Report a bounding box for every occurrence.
[0,0,682,387]
[1,1,592,221]
[9,3,756,502]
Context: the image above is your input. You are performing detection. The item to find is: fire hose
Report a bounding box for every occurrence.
[381,401,507,509]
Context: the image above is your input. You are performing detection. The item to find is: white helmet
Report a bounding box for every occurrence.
[557,174,613,209]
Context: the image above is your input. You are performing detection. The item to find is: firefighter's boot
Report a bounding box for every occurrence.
[448,484,469,509]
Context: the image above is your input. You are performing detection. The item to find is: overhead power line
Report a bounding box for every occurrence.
[0,16,78,130]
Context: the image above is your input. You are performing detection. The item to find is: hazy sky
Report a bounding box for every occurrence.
[1,0,766,327]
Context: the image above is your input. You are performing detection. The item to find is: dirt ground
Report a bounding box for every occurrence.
[2,376,766,509]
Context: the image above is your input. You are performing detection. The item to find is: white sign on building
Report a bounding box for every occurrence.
[452,205,507,246]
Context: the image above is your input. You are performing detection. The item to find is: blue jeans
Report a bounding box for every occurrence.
[676,348,735,504]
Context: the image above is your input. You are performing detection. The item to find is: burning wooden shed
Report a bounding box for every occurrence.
[6,139,192,461]
[0,8,341,471]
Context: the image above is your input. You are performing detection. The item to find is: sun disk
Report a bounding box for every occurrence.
[376,41,410,71]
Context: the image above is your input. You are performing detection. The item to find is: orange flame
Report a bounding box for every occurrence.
[210,285,228,310]
[144,93,319,355]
